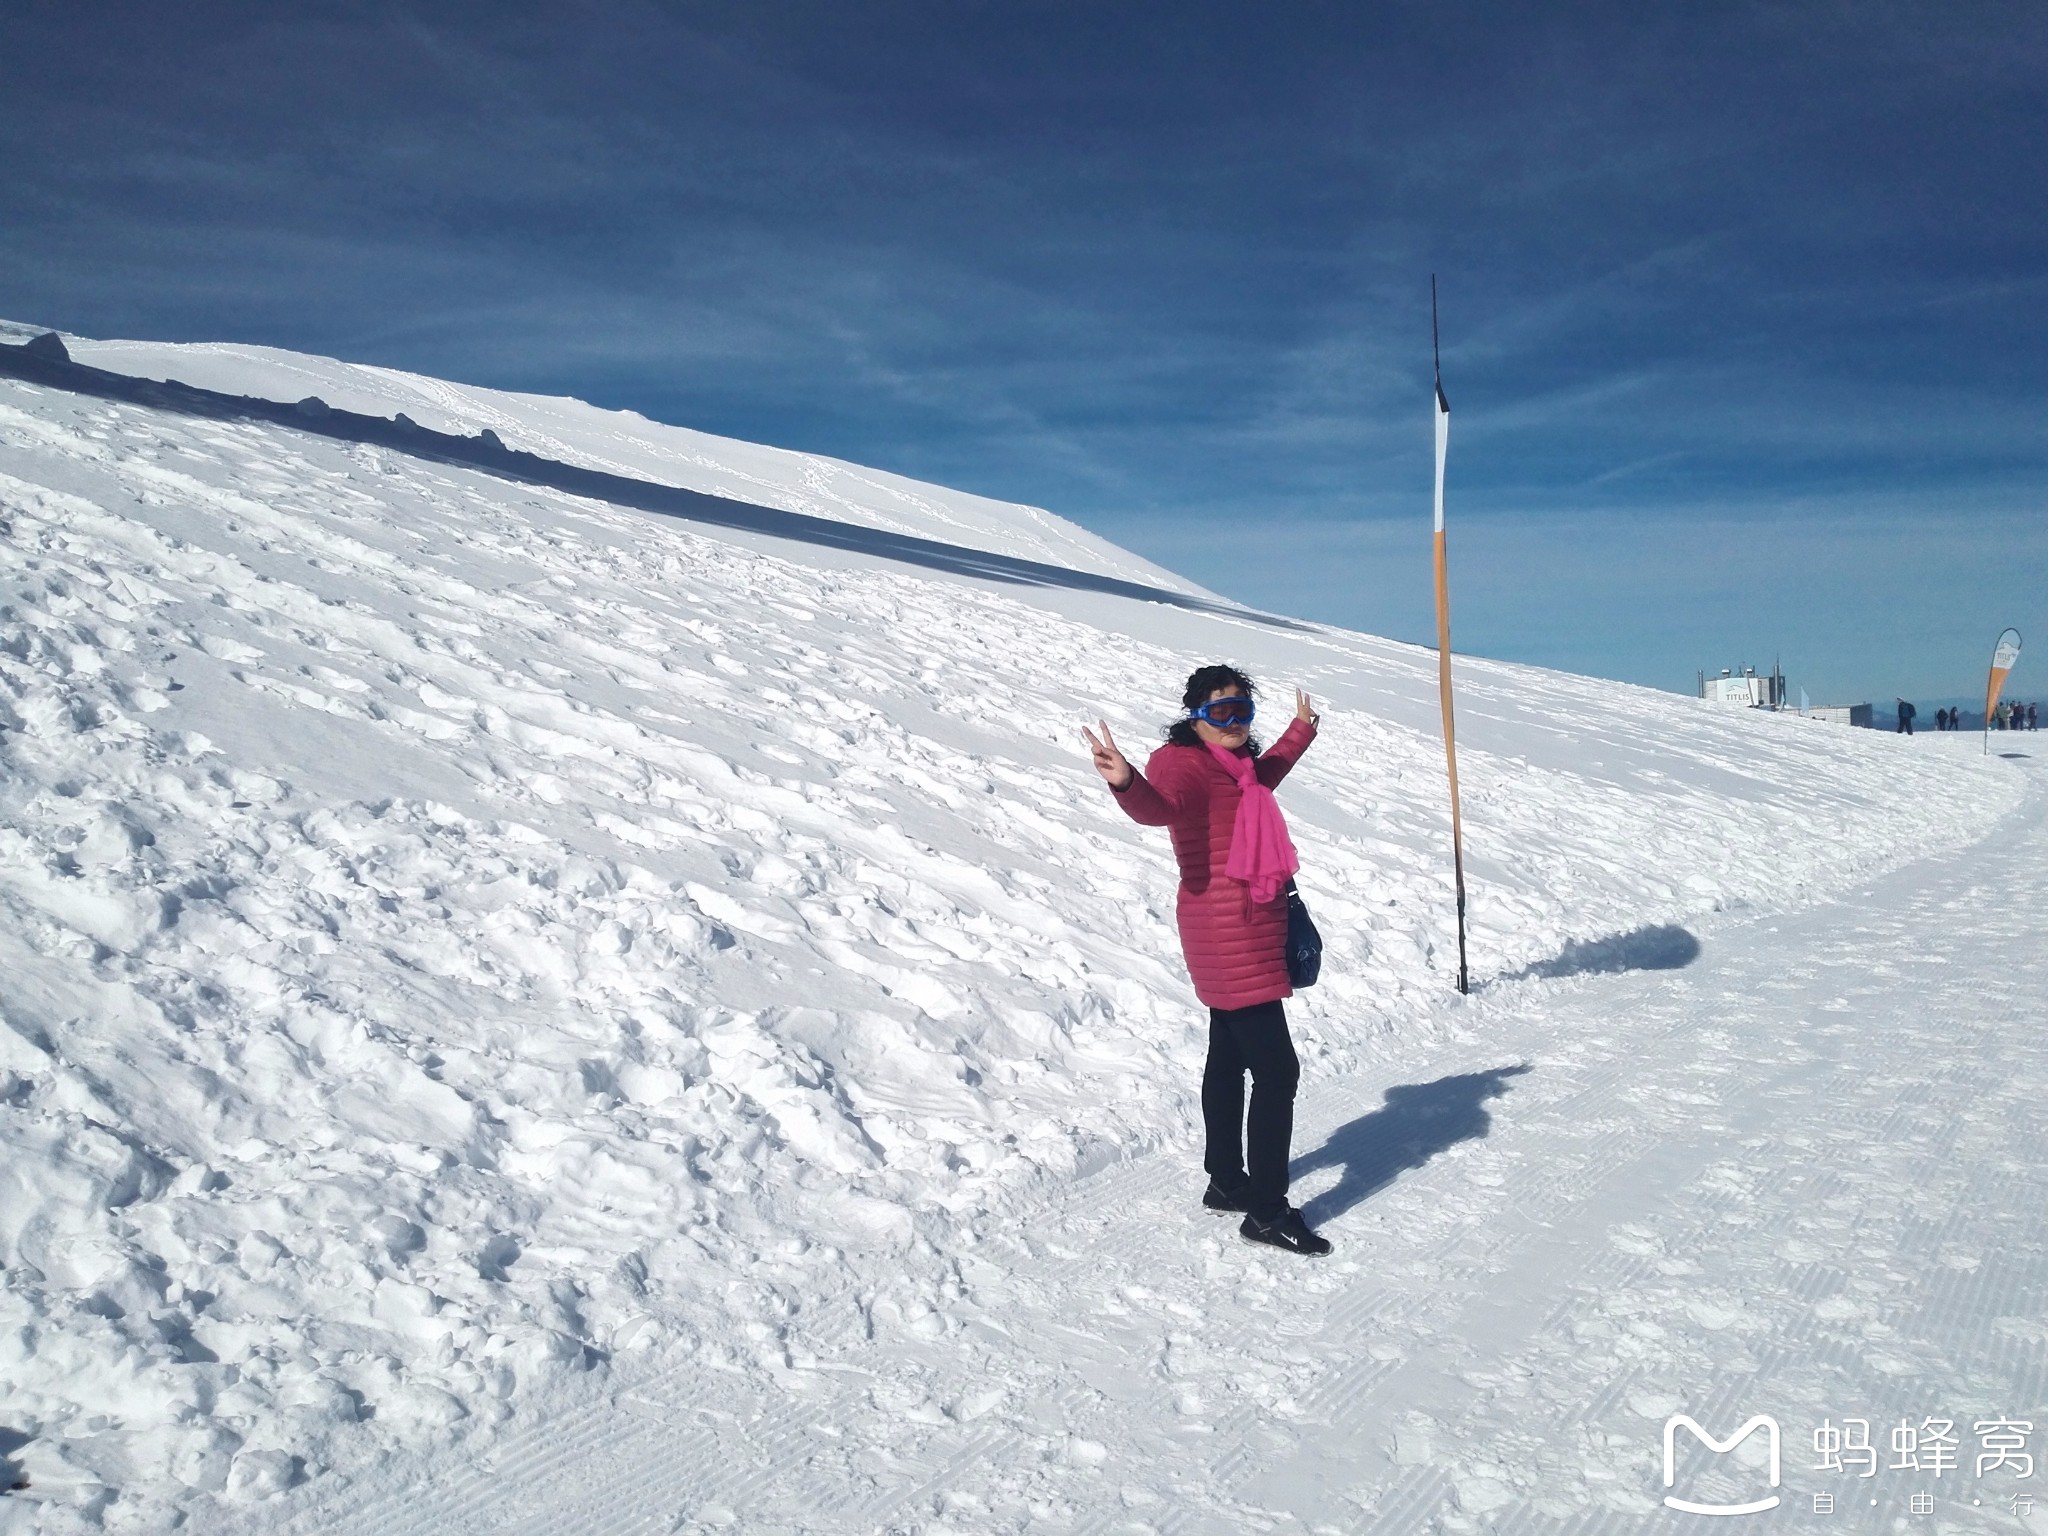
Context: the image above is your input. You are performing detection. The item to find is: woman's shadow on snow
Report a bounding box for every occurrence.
[1293,1064,1531,1225]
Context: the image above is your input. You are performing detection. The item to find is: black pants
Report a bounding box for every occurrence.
[1202,999,1300,1223]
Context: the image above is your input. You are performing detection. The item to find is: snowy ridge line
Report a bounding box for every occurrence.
[22,321,1181,589]
[0,336,1280,628]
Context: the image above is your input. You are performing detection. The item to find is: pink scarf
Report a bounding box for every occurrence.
[1205,741,1298,905]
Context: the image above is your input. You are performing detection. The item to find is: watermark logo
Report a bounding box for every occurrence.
[1664,1414,1782,1516]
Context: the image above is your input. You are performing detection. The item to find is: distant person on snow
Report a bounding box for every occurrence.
[1897,699,1916,735]
[1082,665,1331,1258]
[1935,707,1949,732]
[2030,703,2039,731]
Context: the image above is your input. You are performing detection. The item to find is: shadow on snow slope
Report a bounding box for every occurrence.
[0,335,1313,632]
[1291,1064,1532,1225]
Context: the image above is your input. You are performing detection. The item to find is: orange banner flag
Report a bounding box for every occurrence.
[1985,627,2022,750]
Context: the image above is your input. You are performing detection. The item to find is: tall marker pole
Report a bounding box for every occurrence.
[1433,277,1470,995]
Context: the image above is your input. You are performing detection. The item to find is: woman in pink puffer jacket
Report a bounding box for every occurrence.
[1083,663,1330,1257]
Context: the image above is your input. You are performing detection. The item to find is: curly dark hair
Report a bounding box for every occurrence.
[1165,663,1262,754]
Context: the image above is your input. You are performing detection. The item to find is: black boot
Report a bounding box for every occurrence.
[1202,1180,1252,1213]
[1240,1207,1331,1257]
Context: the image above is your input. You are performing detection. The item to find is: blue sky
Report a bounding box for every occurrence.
[4,2,2043,704]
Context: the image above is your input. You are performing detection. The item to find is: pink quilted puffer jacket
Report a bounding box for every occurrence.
[1110,717,1316,1009]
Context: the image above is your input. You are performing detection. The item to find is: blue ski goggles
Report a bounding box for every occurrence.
[1187,696,1255,727]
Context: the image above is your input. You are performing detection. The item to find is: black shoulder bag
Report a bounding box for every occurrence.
[1284,878,1323,988]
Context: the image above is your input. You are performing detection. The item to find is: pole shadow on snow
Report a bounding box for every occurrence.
[1292,1064,1531,1225]
[0,335,1316,632]
[1494,923,1701,985]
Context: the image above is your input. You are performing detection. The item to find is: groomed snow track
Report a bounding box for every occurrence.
[218,749,2048,1535]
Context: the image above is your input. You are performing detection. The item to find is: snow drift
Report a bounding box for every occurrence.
[0,322,2017,1532]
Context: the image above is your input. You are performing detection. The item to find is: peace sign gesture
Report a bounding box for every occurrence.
[1081,719,1134,790]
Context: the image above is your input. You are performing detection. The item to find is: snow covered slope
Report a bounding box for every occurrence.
[0,326,2023,1533]
[12,320,1184,593]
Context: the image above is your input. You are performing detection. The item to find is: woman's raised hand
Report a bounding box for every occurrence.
[1296,688,1320,726]
[1082,720,1133,790]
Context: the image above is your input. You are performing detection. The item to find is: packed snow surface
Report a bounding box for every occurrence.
[0,324,2036,1534]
